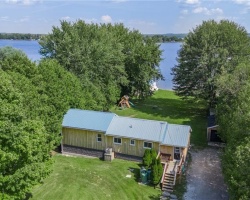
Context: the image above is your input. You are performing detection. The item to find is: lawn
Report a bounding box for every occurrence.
[31,90,207,200]
[112,90,207,147]
[31,155,161,200]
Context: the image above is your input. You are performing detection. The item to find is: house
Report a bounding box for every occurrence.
[62,109,191,191]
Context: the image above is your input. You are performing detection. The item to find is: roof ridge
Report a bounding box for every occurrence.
[114,115,168,124]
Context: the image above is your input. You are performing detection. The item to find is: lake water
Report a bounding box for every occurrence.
[0,40,181,90]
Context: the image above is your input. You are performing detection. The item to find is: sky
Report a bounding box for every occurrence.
[0,0,250,34]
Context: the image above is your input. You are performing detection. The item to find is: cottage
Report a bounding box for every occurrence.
[62,109,191,191]
[62,109,190,159]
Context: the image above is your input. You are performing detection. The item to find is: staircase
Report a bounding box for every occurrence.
[162,161,177,192]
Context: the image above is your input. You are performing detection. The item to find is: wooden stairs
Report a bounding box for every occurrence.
[161,161,177,192]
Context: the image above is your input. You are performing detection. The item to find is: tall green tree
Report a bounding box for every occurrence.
[172,20,250,107]
[105,23,163,98]
[39,20,128,110]
[0,70,53,200]
[151,158,163,188]
[39,21,163,109]
[216,62,250,199]
[0,47,90,199]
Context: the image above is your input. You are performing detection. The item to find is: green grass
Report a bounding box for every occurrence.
[31,155,161,200]
[31,90,207,200]
[112,90,207,147]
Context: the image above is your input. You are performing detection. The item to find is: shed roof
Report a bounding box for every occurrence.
[162,124,191,147]
[106,116,168,142]
[62,109,115,132]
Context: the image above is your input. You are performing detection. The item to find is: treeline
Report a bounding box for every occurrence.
[0,33,44,40]
[172,20,250,199]
[39,21,163,110]
[0,21,163,199]
[144,34,185,43]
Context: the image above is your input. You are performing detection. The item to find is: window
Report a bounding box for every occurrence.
[130,139,135,146]
[97,134,102,142]
[114,137,122,144]
[143,141,152,149]
[174,147,180,154]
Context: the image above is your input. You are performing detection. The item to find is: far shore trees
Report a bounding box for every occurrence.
[172,20,250,107]
[39,20,163,110]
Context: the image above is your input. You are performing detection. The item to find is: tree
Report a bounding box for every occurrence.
[0,69,53,200]
[39,21,128,110]
[172,20,250,107]
[106,23,163,98]
[0,47,90,199]
[143,149,152,169]
[39,21,163,109]
[216,62,250,199]
[33,59,88,144]
[151,158,163,188]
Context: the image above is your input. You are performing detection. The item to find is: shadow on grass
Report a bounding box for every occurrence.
[129,167,140,182]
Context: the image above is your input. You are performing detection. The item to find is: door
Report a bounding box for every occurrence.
[174,147,181,160]
[210,130,223,142]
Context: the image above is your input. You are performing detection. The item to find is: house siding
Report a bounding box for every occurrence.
[160,145,174,159]
[105,136,159,157]
[62,127,105,151]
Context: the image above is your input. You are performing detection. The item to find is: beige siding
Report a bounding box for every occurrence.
[62,127,105,151]
[182,147,188,161]
[105,136,159,157]
[160,145,174,159]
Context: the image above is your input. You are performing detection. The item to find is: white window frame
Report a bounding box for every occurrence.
[174,147,180,154]
[130,139,135,146]
[113,137,122,145]
[143,141,153,149]
[97,134,102,142]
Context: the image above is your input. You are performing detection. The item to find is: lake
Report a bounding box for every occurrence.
[0,40,181,90]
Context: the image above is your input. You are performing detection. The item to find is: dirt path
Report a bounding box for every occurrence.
[184,147,229,200]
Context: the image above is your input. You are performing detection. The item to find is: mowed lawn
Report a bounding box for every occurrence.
[31,90,207,200]
[31,155,160,200]
[112,90,207,146]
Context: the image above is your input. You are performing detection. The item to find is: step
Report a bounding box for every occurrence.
[165,176,174,180]
[166,173,175,176]
[163,180,174,184]
[162,188,174,192]
[163,184,174,188]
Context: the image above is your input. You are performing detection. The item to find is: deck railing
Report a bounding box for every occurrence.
[160,163,168,184]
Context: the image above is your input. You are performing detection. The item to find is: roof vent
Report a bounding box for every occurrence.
[129,125,132,128]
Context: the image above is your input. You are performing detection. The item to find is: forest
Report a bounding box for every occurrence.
[0,19,250,199]
[0,21,163,200]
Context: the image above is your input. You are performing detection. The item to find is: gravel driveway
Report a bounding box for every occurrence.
[184,147,229,200]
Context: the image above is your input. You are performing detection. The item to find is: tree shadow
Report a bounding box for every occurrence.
[128,167,140,182]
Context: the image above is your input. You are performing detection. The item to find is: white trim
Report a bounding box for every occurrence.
[130,139,135,146]
[207,125,219,129]
[97,134,102,142]
[113,137,122,145]
[143,141,153,149]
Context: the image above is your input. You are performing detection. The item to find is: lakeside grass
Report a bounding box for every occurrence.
[31,90,207,200]
[112,90,207,147]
